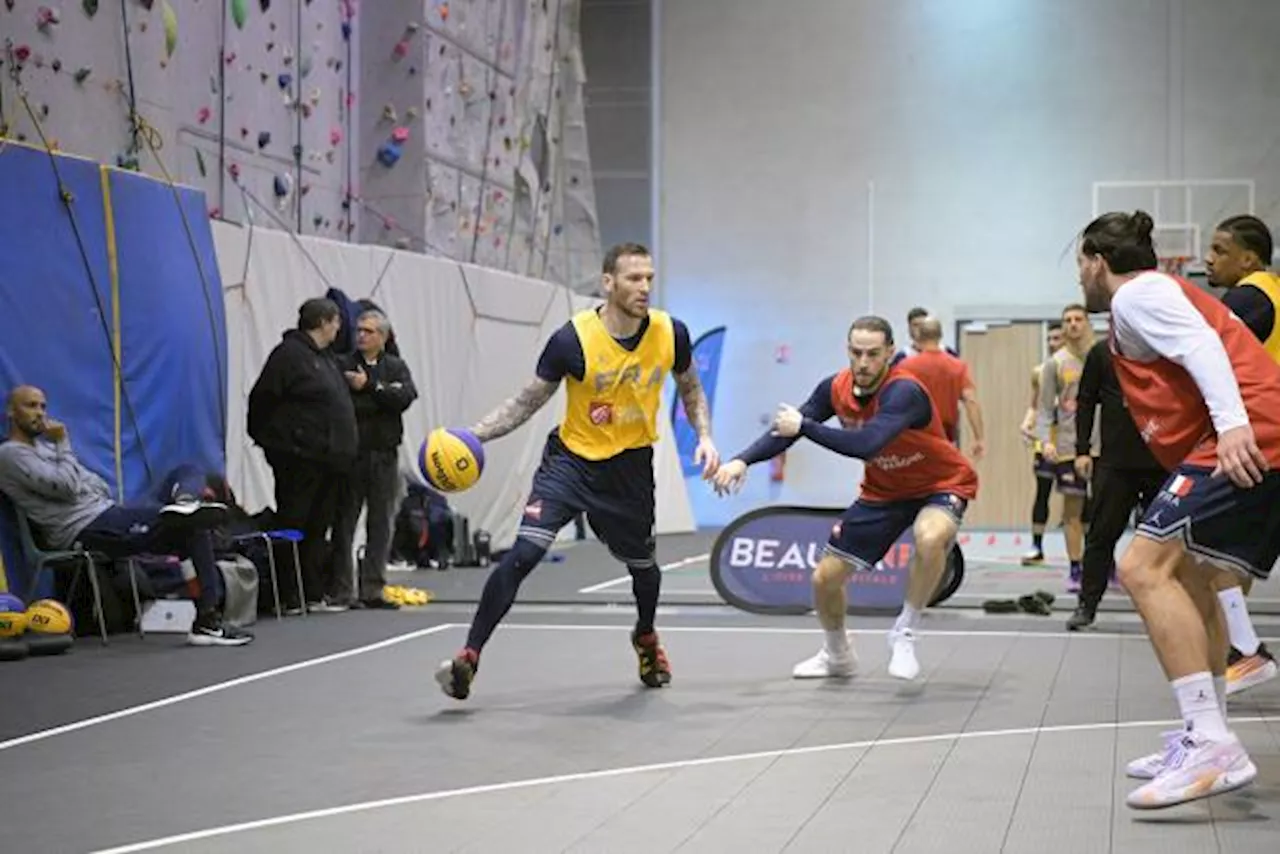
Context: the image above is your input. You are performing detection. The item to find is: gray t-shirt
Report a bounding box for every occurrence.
[0,438,115,549]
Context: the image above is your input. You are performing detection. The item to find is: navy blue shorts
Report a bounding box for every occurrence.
[1137,465,1280,581]
[1053,460,1088,496]
[517,432,655,564]
[1033,452,1055,480]
[825,493,968,571]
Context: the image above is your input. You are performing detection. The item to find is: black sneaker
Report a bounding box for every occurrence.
[355,597,401,610]
[435,649,478,700]
[1066,605,1096,631]
[188,613,254,647]
[632,630,672,688]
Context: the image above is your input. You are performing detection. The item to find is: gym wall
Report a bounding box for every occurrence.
[657,0,1280,524]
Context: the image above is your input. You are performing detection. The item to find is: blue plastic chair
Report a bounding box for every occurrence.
[230,528,305,620]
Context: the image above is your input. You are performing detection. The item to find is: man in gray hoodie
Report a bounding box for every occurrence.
[0,385,251,646]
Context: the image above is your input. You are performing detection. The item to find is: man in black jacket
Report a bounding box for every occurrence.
[1066,336,1168,630]
[247,297,359,613]
[331,308,418,608]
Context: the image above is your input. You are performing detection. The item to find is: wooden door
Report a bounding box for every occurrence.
[959,321,1052,529]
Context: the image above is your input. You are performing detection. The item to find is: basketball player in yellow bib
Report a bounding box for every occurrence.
[435,243,721,700]
[1202,215,1280,696]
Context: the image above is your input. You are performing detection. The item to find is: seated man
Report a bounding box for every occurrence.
[0,386,252,646]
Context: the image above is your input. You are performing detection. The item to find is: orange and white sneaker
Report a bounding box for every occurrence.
[1225,644,1278,697]
[1126,731,1256,810]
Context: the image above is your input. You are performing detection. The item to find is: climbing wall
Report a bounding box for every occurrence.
[0,0,357,240]
[0,0,601,288]
[358,0,602,291]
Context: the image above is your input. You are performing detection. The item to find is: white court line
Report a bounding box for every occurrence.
[0,623,459,754]
[577,551,710,593]
[493,623,1280,643]
[90,712,1280,854]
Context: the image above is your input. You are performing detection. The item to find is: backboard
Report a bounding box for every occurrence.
[1091,179,1256,279]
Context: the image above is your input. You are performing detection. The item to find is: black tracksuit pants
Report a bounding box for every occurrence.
[1079,464,1168,609]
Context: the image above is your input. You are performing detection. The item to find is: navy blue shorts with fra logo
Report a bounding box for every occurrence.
[517,431,656,564]
[1137,464,1280,581]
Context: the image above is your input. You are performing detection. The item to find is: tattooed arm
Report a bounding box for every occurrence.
[674,367,712,440]
[469,378,559,443]
[670,318,720,475]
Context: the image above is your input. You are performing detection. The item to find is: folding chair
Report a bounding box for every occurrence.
[230,528,306,620]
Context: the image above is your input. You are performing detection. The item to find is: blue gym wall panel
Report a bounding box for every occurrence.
[0,145,119,597]
[107,169,228,502]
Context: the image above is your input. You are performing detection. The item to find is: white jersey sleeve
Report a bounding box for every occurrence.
[1110,272,1249,435]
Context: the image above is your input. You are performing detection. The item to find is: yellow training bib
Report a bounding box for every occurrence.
[1238,271,1280,364]
[558,308,676,461]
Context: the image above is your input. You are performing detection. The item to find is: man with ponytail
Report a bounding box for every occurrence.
[1077,209,1280,810]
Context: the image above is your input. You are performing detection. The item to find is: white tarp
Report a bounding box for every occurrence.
[213,221,695,548]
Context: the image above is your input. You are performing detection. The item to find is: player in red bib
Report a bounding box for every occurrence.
[1077,210,1277,810]
[712,316,978,682]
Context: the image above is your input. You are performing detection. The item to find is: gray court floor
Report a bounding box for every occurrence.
[1,533,1278,853]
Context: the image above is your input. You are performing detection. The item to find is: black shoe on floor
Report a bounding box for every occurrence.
[188,612,254,647]
[1066,605,1096,632]
[357,597,401,610]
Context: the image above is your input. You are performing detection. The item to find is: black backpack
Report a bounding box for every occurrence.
[393,482,441,567]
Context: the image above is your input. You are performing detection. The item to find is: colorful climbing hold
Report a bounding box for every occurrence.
[257,131,270,148]
[299,53,313,78]
[162,0,178,59]
[391,126,409,143]
[36,6,62,32]
[278,72,292,89]
[272,173,291,198]
[52,59,62,73]
[376,142,402,167]
[83,0,99,17]
[231,0,246,30]
[228,162,240,180]
[329,127,342,145]
[259,0,269,11]
[197,106,211,123]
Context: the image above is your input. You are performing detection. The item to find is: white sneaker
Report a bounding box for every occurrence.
[1126,731,1257,809]
[1126,729,1184,779]
[792,645,856,679]
[887,629,920,680]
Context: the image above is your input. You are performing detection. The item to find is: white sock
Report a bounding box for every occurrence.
[1214,675,1228,720]
[892,604,920,634]
[1172,672,1229,739]
[824,628,850,655]
[1217,586,1261,655]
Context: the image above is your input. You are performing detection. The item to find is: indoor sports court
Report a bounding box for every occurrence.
[2,530,1276,854]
